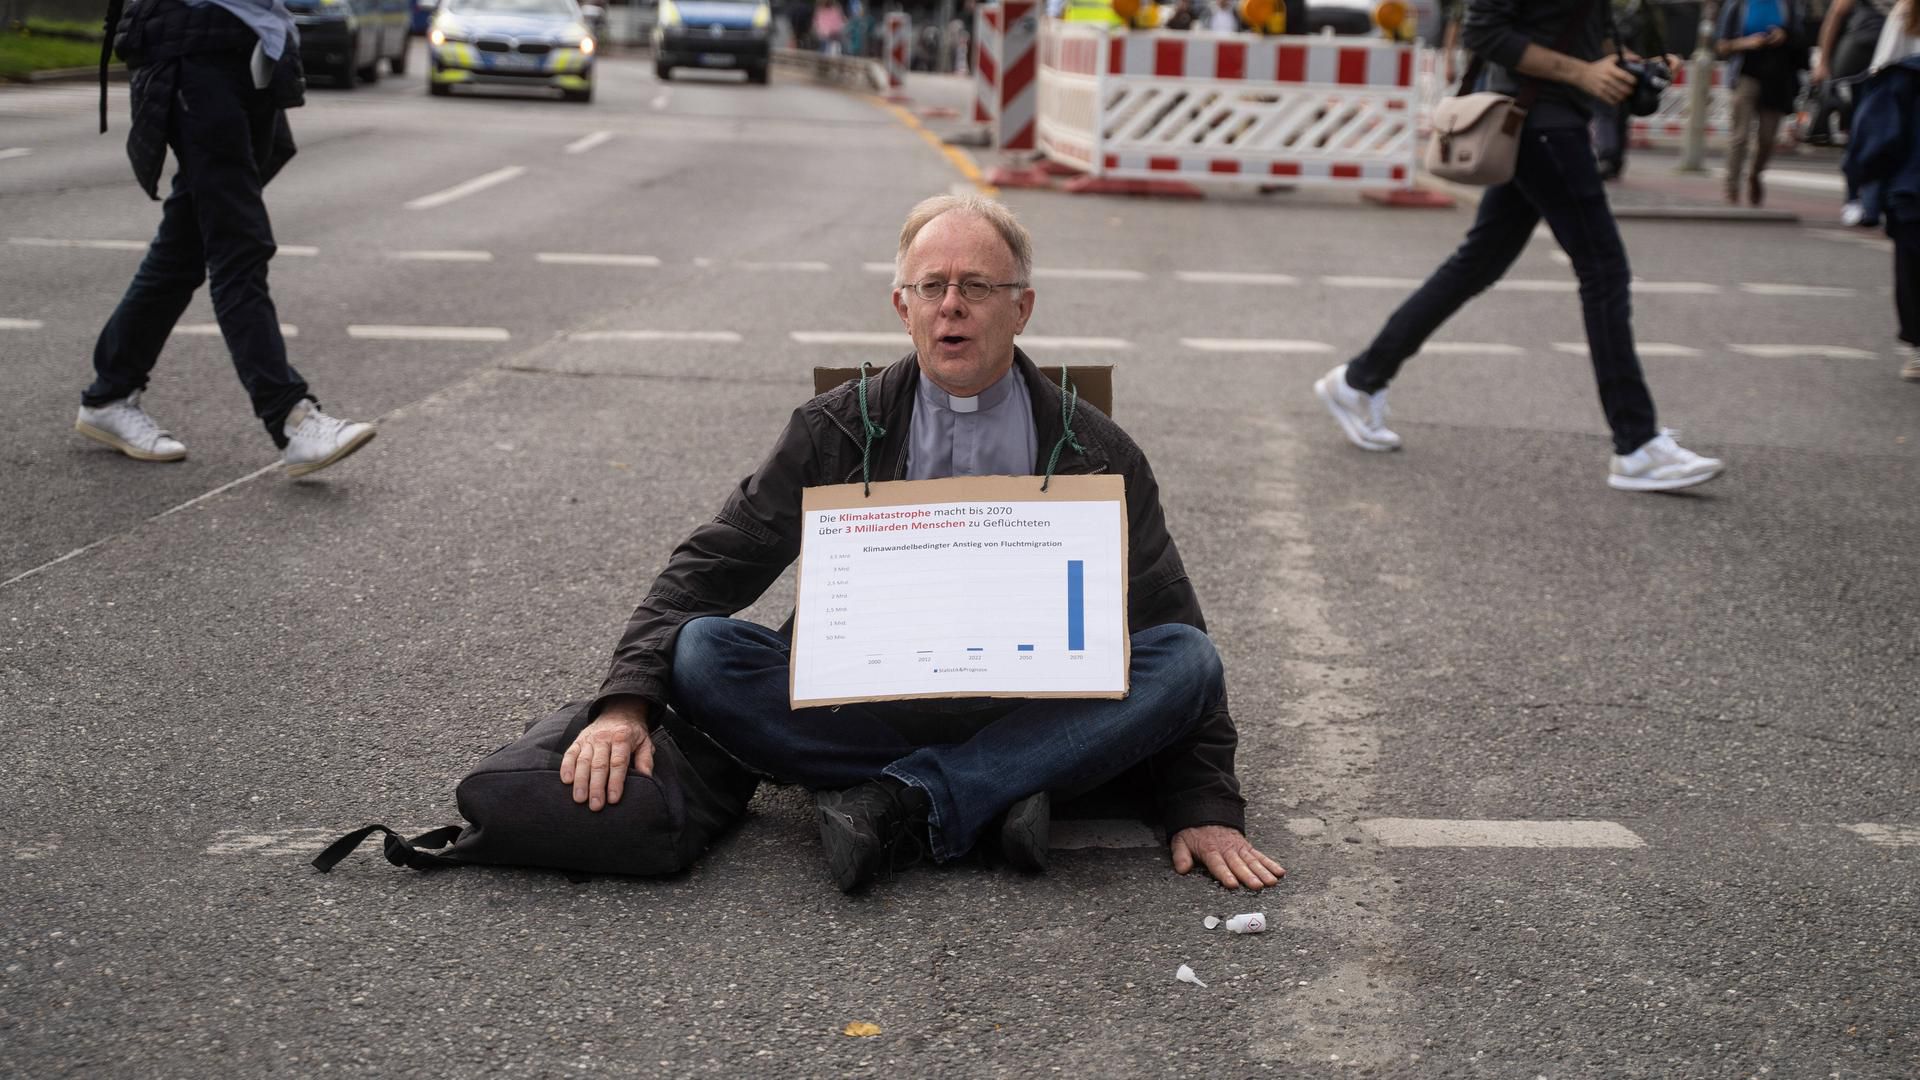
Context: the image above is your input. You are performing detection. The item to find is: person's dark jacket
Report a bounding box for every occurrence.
[104,0,303,198]
[1464,0,1612,127]
[1844,56,1920,227]
[593,349,1247,835]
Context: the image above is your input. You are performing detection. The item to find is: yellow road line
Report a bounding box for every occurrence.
[869,96,999,196]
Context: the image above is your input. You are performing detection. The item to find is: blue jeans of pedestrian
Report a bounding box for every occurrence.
[84,52,309,447]
[669,617,1226,862]
[1346,124,1659,456]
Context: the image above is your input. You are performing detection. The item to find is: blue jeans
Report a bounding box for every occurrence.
[669,617,1226,862]
[85,52,309,447]
[1347,125,1659,456]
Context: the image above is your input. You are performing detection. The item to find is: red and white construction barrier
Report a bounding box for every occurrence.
[975,2,999,124]
[1037,24,1426,195]
[883,12,911,99]
[1629,62,1732,148]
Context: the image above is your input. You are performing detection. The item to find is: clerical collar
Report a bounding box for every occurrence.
[922,365,1018,415]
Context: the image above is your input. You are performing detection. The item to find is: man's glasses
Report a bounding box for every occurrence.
[902,279,1027,303]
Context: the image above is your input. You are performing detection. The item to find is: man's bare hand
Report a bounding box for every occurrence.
[559,699,654,811]
[1579,57,1638,106]
[1170,825,1286,890]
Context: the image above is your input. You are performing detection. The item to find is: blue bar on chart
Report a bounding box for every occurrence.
[1017,644,1035,652]
[1067,559,1085,651]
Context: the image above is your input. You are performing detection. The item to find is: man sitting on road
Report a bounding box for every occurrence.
[561,194,1285,894]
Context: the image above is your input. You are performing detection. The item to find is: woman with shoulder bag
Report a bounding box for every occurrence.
[1313,0,1725,492]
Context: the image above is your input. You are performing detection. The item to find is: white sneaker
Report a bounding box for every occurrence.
[1902,349,1920,382]
[1840,202,1866,227]
[1608,429,1725,492]
[282,400,376,477]
[1314,364,1402,452]
[74,389,187,462]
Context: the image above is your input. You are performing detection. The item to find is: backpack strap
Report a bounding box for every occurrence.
[311,824,465,873]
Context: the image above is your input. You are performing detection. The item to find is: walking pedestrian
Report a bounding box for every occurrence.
[1842,0,1920,380]
[1714,0,1808,207]
[80,0,375,476]
[1814,0,1898,225]
[1313,0,1725,492]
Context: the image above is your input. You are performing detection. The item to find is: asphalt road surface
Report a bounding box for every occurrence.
[2,47,1916,1078]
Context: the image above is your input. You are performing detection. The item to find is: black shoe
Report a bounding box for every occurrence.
[815,780,929,893]
[998,791,1050,873]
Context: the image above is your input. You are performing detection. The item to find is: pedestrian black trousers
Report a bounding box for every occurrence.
[1896,220,1920,348]
[85,50,309,447]
[1345,125,1659,455]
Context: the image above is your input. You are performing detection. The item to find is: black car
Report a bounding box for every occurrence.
[652,0,772,83]
[289,0,411,87]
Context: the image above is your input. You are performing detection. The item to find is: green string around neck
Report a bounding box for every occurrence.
[1041,364,1085,492]
[856,360,887,497]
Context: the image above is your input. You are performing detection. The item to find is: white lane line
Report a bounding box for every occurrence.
[564,130,613,155]
[177,323,299,338]
[1554,341,1700,358]
[791,330,906,345]
[279,245,319,257]
[1494,279,1577,292]
[1322,275,1422,289]
[650,93,670,109]
[0,148,33,161]
[1730,344,1878,360]
[1360,818,1646,849]
[348,324,510,341]
[1031,267,1149,282]
[1740,282,1859,298]
[1175,270,1301,286]
[863,262,896,275]
[1842,823,1920,847]
[738,260,830,272]
[205,828,343,856]
[568,330,743,343]
[0,317,44,330]
[1181,337,1332,353]
[536,252,662,267]
[10,237,148,251]
[1049,819,1159,850]
[1020,335,1131,350]
[388,249,494,263]
[1634,281,1722,295]
[1419,342,1525,356]
[1758,168,1847,193]
[404,165,526,210]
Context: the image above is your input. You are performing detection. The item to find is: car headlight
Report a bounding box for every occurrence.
[658,0,680,27]
[579,36,595,54]
[432,20,469,42]
[751,3,769,28]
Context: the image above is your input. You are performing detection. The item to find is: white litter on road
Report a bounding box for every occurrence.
[1175,964,1208,988]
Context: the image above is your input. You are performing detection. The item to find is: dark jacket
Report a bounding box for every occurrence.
[1464,0,1613,127]
[1844,56,1920,228]
[107,0,302,198]
[594,350,1247,835]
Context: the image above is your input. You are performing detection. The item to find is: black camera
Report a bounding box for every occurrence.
[1618,57,1673,118]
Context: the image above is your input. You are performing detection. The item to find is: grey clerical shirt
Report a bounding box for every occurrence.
[905,363,1037,481]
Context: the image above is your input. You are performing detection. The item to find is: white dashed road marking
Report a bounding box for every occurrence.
[536,252,662,268]
[177,323,298,338]
[279,245,319,257]
[0,317,43,330]
[737,260,830,272]
[564,130,613,155]
[347,324,510,342]
[1740,282,1859,298]
[10,237,148,251]
[1419,342,1525,355]
[1554,341,1701,358]
[1730,344,1878,359]
[388,249,494,263]
[1759,168,1847,193]
[1019,335,1131,350]
[1175,270,1301,285]
[1322,275,1422,289]
[1633,281,1722,295]
[1360,818,1647,848]
[205,829,343,856]
[0,148,32,161]
[568,330,743,343]
[1031,267,1148,282]
[1494,279,1577,293]
[791,330,906,346]
[1180,338,1333,353]
[404,165,527,210]
[862,262,896,275]
[1841,824,1920,847]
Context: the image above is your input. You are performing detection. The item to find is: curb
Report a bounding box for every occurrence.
[6,65,126,84]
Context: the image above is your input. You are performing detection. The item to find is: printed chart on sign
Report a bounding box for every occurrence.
[792,478,1128,706]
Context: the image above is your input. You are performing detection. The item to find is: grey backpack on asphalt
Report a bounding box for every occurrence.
[312,701,759,878]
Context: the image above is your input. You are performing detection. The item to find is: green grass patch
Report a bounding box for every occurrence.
[0,28,106,80]
[22,17,108,40]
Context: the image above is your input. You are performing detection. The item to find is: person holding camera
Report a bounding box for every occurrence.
[1313,0,1725,492]
[1592,0,1667,180]
[1714,0,1809,207]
